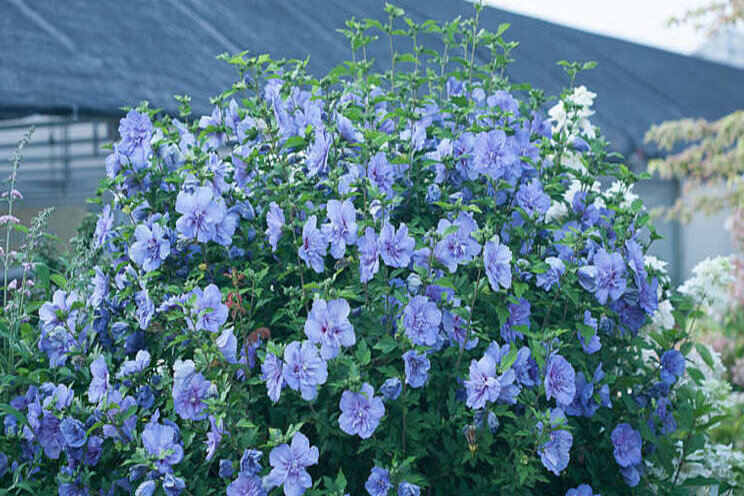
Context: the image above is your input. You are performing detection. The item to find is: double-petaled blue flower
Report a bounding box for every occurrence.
[472,129,517,180]
[515,179,551,220]
[500,298,530,342]
[227,473,266,496]
[307,127,332,177]
[116,350,151,379]
[358,227,381,283]
[397,482,421,496]
[129,223,170,272]
[544,354,576,407]
[336,113,363,143]
[592,249,627,304]
[611,422,643,486]
[118,110,153,167]
[536,257,565,291]
[265,202,285,252]
[538,409,573,476]
[87,355,110,405]
[171,359,215,421]
[367,152,395,197]
[264,432,318,496]
[142,410,183,474]
[188,284,228,334]
[565,484,599,496]
[365,466,392,496]
[282,341,328,401]
[304,298,355,359]
[402,296,442,347]
[660,350,685,385]
[483,237,512,291]
[434,213,481,273]
[175,186,226,243]
[338,383,385,439]
[299,215,327,274]
[403,350,430,388]
[261,353,284,403]
[322,199,357,259]
[465,355,503,409]
[380,223,415,268]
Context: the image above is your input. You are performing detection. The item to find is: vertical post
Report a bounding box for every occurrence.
[671,177,683,286]
[62,119,70,195]
[93,121,99,156]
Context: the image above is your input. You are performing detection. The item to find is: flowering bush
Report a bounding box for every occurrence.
[1,5,739,495]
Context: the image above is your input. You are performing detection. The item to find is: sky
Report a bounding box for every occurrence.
[484,0,712,54]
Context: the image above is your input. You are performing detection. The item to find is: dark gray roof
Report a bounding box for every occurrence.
[2,0,744,156]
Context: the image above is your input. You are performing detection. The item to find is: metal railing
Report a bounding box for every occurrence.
[0,115,114,205]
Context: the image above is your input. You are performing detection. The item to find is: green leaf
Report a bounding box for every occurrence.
[335,469,347,491]
[513,281,528,299]
[499,346,518,371]
[281,135,306,151]
[680,341,693,357]
[687,432,705,453]
[394,53,417,64]
[686,366,705,385]
[495,23,510,37]
[694,343,714,370]
[36,263,50,290]
[582,61,597,70]
[236,418,256,429]
[433,277,455,289]
[373,335,397,354]
[577,323,595,344]
[355,340,371,366]
[50,273,67,289]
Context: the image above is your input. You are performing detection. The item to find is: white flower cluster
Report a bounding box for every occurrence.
[645,255,671,287]
[546,86,599,176]
[545,199,569,224]
[679,256,735,321]
[604,181,639,210]
[679,443,744,494]
[548,85,597,139]
[650,299,675,331]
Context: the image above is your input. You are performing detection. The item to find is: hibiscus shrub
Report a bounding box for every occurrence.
[1,4,733,496]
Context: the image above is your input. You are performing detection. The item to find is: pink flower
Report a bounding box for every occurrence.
[0,215,20,225]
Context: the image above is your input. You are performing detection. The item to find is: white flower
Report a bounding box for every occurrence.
[644,255,668,273]
[685,444,744,490]
[548,85,597,139]
[651,299,675,330]
[679,256,734,321]
[569,85,597,109]
[645,255,670,286]
[547,101,568,133]
[640,348,658,368]
[562,151,586,173]
[649,441,744,494]
[563,179,583,204]
[545,200,568,223]
[604,181,639,210]
[563,179,599,204]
